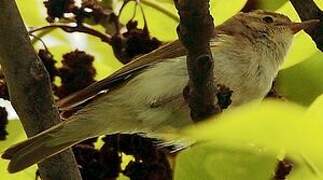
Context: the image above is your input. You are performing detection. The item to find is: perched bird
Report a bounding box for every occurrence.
[2,10,319,173]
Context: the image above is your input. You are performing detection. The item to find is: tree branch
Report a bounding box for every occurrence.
[0,1,81,179]
[29,23,112,44]
[173,0,221,121]
[290,0,323,51]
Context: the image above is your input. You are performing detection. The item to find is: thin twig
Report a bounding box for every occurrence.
[29,34,49,51]
[30,28,55,45]
[29,23,112,44]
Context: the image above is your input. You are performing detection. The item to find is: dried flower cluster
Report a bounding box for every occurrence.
[41,0,162,64]
[112,20,162,64]
[56,50,97,98]
[44,0,110,24]
[73,134,172,180]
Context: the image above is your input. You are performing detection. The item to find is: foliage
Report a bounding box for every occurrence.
[0,0,322,179]
[175,100,323,179]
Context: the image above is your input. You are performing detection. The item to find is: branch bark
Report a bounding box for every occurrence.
[29,23,112,44]
[0,1,81,179]
[173,0,221,121]
[290,0,323,51]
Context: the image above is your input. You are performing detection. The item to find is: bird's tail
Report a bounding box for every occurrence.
[1,121,85,173]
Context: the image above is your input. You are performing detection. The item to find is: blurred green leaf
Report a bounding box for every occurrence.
[176,100,323,179]
[121,0,247,41]
[155,0,172,3]
[277,52,323,106]
[175,142,277,180]
[210,0,247,25]
[119,1,178,41]
[181,101,306,151]
[258,0,288,11]
[289,95,323,180]
[16,0,46,25]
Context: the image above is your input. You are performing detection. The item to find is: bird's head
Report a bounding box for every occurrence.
[216,10,319,64]
[236,10,318,42]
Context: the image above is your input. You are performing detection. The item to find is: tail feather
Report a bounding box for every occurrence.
[1,123,82,173]
[2,138,45,161]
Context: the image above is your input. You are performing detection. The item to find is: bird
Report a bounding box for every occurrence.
[2,10,319,173]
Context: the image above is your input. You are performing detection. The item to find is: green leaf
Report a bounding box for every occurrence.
[211,0,247,25]
[16,0,46,25]
[181,101,306,151]
[121,0,247,41]
[119,1,178,41]
[175,100,323,179]
[257,0,288,11]
[175,142,277,180]
[277,52,323,106]
[289,96,323,180]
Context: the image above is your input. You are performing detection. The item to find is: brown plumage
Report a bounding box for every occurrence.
[56,40,189,110]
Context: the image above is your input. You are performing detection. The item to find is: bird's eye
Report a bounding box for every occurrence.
[263,16,274,23]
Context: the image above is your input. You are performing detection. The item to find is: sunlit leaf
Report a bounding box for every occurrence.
[211,0,247,24]
[305,94,323,120]
[16,0,46,25]
[120,1,178,41]
[121,0,247,41]
[182,101,306,150]
[175,142,277,180]
[277,52,323,106]
[176,100,323,179]
[258,0,288,11]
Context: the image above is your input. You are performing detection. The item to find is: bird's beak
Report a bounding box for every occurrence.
[289,19,320,34]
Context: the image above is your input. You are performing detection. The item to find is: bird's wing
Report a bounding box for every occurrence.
[57,40,187,111]
[57,28,223,112]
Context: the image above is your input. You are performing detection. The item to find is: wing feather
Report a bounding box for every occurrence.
[57,40,187,110]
